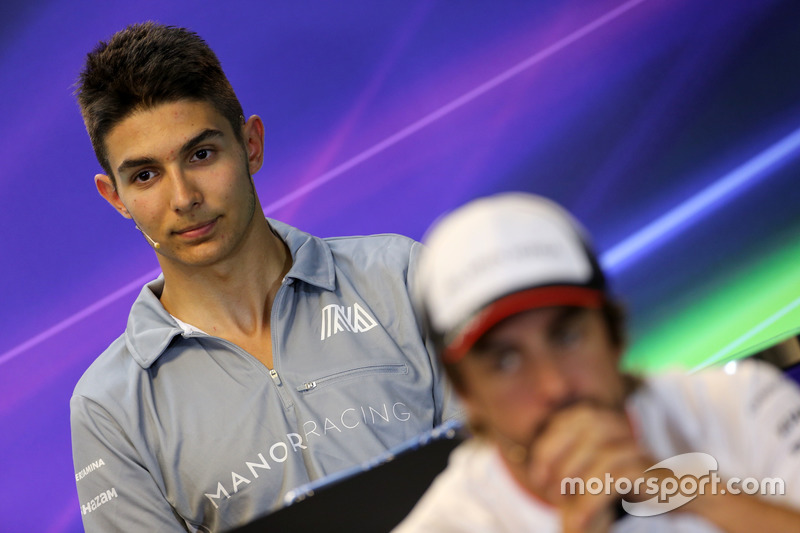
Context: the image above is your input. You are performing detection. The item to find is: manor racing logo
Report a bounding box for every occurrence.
[204,400,412,509]
[320,303,377,340]
[561,452,786,516]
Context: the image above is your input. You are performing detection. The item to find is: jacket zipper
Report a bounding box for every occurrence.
[180,276,294,408]
[296,363,408,392]
[269,368,282,386]
[266,277,293,409]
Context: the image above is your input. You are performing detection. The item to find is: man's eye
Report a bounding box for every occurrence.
[134,170,154,183]
[493,350,522,373]
[553,325,583,347]
[191,148,212,162]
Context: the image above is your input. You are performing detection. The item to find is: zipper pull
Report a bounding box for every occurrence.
[269,369,282,386]
[297,381,317,392]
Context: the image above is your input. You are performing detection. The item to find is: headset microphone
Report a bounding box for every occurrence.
[135,226,161,249]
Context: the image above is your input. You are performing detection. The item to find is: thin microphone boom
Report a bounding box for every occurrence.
[135,226,161,249]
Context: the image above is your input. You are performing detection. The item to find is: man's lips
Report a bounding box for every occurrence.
[173,217,219,238]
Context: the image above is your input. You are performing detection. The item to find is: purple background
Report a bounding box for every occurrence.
[2,1,800,530]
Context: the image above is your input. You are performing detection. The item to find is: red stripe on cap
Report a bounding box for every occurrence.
[443,286,604,364]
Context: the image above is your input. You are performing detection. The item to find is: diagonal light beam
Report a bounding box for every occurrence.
[690,295,800,372]
[601,125,800,272]
[0,270,160,365]
[261,0,648,213]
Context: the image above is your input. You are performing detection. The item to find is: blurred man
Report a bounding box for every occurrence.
[70,22,459,532]
[395,192,800,532]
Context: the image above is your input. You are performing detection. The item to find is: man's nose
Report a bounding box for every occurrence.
[531,356,571,406]
[168,168,202,212]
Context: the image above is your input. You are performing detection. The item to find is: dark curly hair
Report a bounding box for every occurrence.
[76,22,244,183]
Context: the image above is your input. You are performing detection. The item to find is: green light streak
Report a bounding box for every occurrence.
[622,240,800,373]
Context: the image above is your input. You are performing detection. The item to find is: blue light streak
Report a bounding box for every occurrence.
[601,125,800,272]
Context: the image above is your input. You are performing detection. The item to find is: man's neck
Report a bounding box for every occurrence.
[157,216,292,340]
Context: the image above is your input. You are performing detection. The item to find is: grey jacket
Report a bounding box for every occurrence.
[71,219,460,532]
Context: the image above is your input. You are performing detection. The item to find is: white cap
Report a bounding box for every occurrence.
[415,193,606,363]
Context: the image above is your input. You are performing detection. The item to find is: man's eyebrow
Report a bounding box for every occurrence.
[179,128,225,158]
[470,307,587,354]
[115,128,225,176]
[551,307,586,329]
[117,156,157,176]
[471,335,514,357]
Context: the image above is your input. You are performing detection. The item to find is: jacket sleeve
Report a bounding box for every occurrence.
[71,394,192,532]
[738,360,800,507]
[407,240,465,426]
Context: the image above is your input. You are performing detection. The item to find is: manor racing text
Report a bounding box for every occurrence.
[205,401,413,508]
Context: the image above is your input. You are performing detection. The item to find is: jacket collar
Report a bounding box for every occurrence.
[267,218,336,291]
[125,219,336,368]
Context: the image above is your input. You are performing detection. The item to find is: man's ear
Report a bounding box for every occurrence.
[95,174,132,219]
[243,115,265,175]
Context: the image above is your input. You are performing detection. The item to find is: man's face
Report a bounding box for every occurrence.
[95,100,264,269]
[455,306,626,450]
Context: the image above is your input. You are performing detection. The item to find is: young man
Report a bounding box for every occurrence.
[396,192,800,532]
[70,23,459,531]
